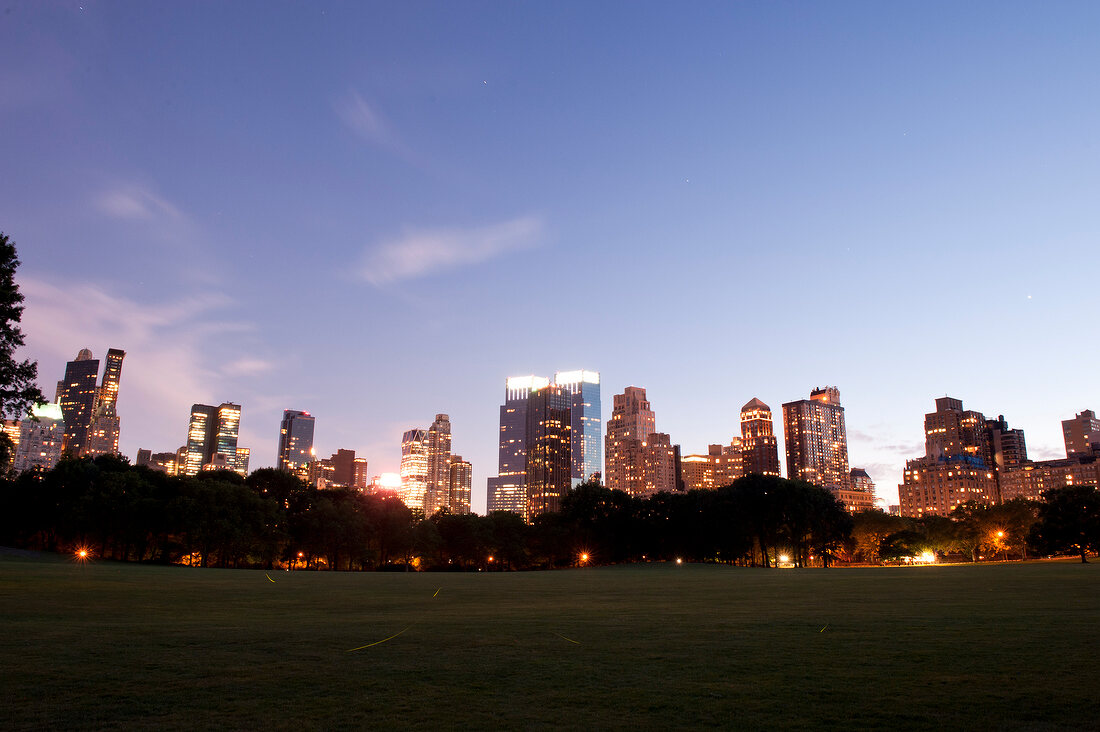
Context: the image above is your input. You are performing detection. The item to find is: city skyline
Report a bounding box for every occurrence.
[5,3,1100,511]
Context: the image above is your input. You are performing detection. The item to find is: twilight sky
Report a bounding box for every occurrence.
[4,1,1099,511]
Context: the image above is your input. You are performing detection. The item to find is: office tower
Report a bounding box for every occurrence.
[449,456,472,514]
[235,447,250,475]
[740,398,781,477]
[554,370,602,484]
[1062,409,1100,458]
[55,349,100,456]
[3,419,20,466]
[309,448,358,490]
[425,414,453,514]
[782,387,850,491]
[604,386,656,496]
[524,385,572,521]
[353,457,370,489]
[400,428,430,511]
[13,403,65,473]
[183,402,247,476]
[487,375,550,515]
[85,348,125,457]
[277,410,315,478]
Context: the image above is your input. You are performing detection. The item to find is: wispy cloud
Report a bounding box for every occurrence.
[95,186,183,222]
[222,358,274,377]
[359,216,543,286]
[335,91,394,147]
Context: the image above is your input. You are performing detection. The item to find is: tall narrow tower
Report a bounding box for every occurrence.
[781,386,850,490]
[554,370,602,485]
[604,386,656,495]
[487,375,550,515]
[400,428,430,511]
[55,349,100,456]
[524,385,572,522]
[425,414,453,514]
[740,398,781,477]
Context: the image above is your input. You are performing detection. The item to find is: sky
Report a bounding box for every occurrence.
[4,1,1099,512]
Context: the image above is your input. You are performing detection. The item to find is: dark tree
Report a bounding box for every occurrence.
[1029,485,1100,563]
[0,232,47,467]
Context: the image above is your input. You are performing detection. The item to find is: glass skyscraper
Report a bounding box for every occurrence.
[184,402,247,476]
[277,409,315,478]
[555,370,602,486]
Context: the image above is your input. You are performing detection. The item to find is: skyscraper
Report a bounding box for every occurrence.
[277,410,315,479]
[55,349,100,456]
[554,370,602,484]
[487,375,550,515]
[183,402,248,476]
[84,348,125,457]
[424,414,453,514]
[604,386,656,496]
[449,455,472,514]
[740,398,781,477]
[524,384,572,521]
[781,386,850,490]
[400,428,430,511]
[1062,409,1100,458]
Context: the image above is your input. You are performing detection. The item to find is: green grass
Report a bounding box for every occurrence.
[2,553,1097,730]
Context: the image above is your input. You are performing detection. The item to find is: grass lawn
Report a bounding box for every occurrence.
[2,552,1097,730]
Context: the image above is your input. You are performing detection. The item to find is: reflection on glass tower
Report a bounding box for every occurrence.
[487,375,549,515]
[278,410,315,479]
[554,370,602,486]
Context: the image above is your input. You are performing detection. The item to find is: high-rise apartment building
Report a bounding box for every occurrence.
[830,467,876,513]
[604,387,656,496]
[899,397,1009,516]
[554,370,602,485]
[400,428,430,511]
[183,402,248,476]
[740,398,781,477]
[642,432,677,496]
[425,414,453,514]
[13,403,65,473]
[487,375,550,515]
[1062,409,1100,458]
[524,385,572,521]
[782,386,850,491]
[353,457,370,490]
[277,410,315,478]
[449,456,472,514]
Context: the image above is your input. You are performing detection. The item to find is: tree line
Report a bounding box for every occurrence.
[1,456,1097,569]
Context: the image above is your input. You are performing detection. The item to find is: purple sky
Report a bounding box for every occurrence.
[5,2,1099,511]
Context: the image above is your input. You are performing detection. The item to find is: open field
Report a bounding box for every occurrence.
[2,554,1098,730]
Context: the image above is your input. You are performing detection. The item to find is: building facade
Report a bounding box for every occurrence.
[277,410,315,479]
[424,414,453,515]
[183,402,248,476]
[55,349,102,456]
[400,428,430,511]
[740,398,781,477]
[554,370,602,485]
[1062,409,1100,458]
[449,456,472,514]
[13,403,66,473]
[782,386,850,490]
[487,375,550,515]
[524,385,572,522]
[604,386,656,496]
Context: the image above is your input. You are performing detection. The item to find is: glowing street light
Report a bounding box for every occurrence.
[675,558,683,565]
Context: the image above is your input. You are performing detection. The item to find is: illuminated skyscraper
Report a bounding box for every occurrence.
[449,456,472,514]
[488,375,550,515]
[424,414,453,514]
[400,428,430,511]
[782,386,850,490]
[183,402,247,476]
[553,370,602,484]
[524,385,572,521]
[55,349,100,456]
[85,348,125,457]
[277,410,315,478]
[604,386,656,496]
[740,398,781,477]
